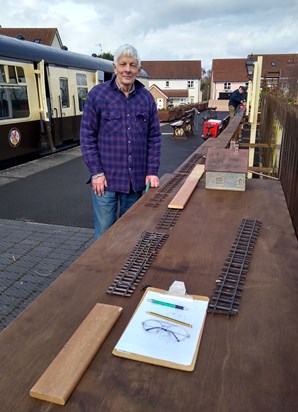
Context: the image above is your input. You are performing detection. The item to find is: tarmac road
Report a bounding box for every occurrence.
[0,122,206,228]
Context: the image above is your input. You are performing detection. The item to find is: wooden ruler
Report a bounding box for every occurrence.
[168,164,205,209]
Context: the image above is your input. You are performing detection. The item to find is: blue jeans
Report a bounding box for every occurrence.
[92,189,142,240]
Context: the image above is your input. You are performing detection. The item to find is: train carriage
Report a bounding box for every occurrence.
[0,34,148,168]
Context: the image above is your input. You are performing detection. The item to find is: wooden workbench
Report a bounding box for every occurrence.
[0,175,297,412]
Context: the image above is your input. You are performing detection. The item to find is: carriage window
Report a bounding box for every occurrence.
[76,73,88,111]
[16,67,26,83]
[59,77,70,108]
[8,66,17,84]
[0,85,29,119]
[0,65,26,84]
[0,66,6,83]
[76,73,87,86]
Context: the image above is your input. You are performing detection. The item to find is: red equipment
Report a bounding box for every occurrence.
[202,119,223,140]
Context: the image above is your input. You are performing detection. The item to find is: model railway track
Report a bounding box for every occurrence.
[106,231,169,297]
[208,218,262,315]
[156,208,182,229]
[145,174,186,207]
[176,153,206,174]
[145,154,206,208]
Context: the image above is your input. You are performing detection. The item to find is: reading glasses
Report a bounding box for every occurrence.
[142,319,190,342]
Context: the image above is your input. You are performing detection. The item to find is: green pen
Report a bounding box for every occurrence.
[145,181,150,192]
[147,298,188,310]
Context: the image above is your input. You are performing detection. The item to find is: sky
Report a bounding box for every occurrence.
[1,0,298,70]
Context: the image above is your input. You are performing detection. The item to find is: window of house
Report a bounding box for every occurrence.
[224,82,231,90]
[59,77,70,108]
[216,176,224,185]
[165,80,169,87]
[34,39,41,43]
[187,80,194,88]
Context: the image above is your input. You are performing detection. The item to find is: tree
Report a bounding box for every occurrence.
[98,52,114,61]
[262,63,298,105]
[201,68,211,101]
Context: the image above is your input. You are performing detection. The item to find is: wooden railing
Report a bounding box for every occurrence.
[259,94,298,238]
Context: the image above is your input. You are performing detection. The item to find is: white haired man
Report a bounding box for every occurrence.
[80,44,161,239]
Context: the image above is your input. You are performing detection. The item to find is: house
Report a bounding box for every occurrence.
[211,53,298,101]
[211,58,248,101]
[205,147,248,192]
[253,53,298,99]
[141,60,202,109]
[0,27,65,49]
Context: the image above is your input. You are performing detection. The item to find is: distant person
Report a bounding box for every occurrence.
[228,86,246,120]
[80,44,161,240]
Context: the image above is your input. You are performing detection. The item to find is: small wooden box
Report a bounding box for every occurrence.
[205,147,248,191]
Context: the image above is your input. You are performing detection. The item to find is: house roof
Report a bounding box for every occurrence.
[149,84,189,99]
[253,53,298,78]
[141,60,201,80]
[212,58,248,82]
[212,54,298,82]
[162,89,189,98]
[0,28,62,47]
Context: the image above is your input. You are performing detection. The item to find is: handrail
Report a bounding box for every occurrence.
[186,110,244,161]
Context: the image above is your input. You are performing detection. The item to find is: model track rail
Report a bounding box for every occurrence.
[208,218,262,315]
[156,208,182,229]
[106,231,169,297]
[176,153,206,174]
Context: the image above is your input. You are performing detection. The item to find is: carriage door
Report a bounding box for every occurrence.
[47,66,76,146]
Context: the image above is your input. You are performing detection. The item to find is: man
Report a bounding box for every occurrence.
[228,86,246,120]
[80,44,161,239]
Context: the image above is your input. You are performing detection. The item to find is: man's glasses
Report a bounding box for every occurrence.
[142,319,190,342]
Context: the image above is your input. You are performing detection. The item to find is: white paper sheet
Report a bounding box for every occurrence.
[114,290,208,366]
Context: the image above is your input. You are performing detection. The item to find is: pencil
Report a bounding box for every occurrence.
[146,311,192,328]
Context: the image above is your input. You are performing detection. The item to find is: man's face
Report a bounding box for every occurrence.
[113,55,141,89]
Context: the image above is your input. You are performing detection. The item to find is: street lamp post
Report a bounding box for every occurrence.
[245,54,255,80]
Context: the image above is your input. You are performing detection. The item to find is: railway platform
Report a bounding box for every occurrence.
[0,119,211,331]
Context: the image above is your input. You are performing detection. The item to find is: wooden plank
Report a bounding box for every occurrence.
[168,164,205,209]
[30,303,123,405]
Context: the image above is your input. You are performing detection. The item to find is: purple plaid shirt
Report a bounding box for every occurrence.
[80,76,161,193]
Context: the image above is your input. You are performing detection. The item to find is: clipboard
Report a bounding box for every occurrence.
[113,282,209,372]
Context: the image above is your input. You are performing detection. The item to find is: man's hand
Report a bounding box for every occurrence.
[145,175,160,189]
[92,175,107,196]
